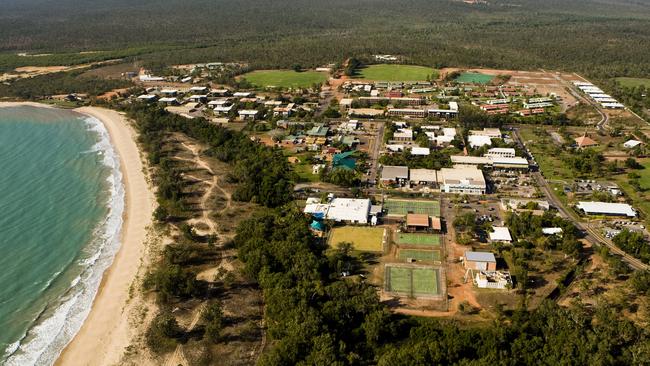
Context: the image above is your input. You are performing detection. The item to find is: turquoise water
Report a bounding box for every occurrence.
[0,106,124,365]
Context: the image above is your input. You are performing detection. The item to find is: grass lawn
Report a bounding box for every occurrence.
[242,70,328,88]
[396,233,441,246]
[455,72,494,84]
[518,126,574,182]
[615,77,650,88]
[293,163,319,183]
[612,158,650,225]
[329,226,385,252]
[355,64,437,81]
[399,249,440,261]
[384,199,440,217]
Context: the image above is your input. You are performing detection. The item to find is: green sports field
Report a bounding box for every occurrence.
[329,226,385,252]
[384,199,440,217]
[241,70,328,88]
[615,77,650,88]
[356,64,437,81]
[396,233,441,246]
[398,249,440,261]
[386,266,439,296]
[455,72,494,84]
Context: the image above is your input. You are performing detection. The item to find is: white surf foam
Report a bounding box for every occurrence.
[3,115,126,366]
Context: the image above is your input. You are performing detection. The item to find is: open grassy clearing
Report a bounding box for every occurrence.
[396,233,441,246]
[241,70,328,88]
[398,249,441,261]
[384,199,440,217]
[615,77,650,88]
[355,64,437,81]
[329,226,385,252]
[455,72,494,84]
[612,158,650,225]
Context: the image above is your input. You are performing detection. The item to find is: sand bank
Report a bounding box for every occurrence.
[53,106,154,366]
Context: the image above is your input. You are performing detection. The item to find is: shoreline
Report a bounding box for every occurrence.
[54,106,154,366]
[0,102,154,365]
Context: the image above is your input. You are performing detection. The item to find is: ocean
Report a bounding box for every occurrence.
[0,106,124,365]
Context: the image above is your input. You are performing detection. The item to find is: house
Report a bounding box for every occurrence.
[238,109,260,120]
[380,165,409,186]
[624,139,642,149]
[489,226,512,243]
[464,251,497,271]
[137,94,158,103]
[440,166,486,195]
[576,201,636,217]
[213,105,234,115]
[405,214,431,232]
[158,97,179,106]
[575,134,598,149]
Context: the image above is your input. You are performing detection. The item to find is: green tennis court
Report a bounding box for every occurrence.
[384,199,440,217]
[386,265,439,296]
[396,233,441,246]
[387,267,411,293]
[455,72,494,84]
[399,249,440,261]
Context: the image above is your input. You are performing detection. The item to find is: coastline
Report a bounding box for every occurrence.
[49,106,153,366]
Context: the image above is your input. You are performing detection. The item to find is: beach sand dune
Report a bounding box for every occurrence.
[53,107,155,366]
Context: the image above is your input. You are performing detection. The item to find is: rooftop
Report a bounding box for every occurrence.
[406,214,430,227]
[489,226,512,242]
[381,165,409,181]
[576,201,636,217]
[465,251,497,263]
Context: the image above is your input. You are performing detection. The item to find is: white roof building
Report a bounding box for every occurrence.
[576,201,637,217]
[409,169,438,184]
[304,197,371,224]
[468,135,493,148]
[440,166,486,195]
[542,227,563,235]
[410,147,431,156]
[470,128,501,138]
[394,129,414,141]
[489,226,512,242]
[624,139,642,149]
[485,148,516,158]
[385,144,405,152]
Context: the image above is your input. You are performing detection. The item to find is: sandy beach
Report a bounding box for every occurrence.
[50,106,154,366]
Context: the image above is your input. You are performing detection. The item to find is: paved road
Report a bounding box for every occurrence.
[368,121,385,183]
[546,71,608,130]
[512,128,648,271]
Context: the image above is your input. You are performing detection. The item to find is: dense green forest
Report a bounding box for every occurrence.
[3,0,650,78]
